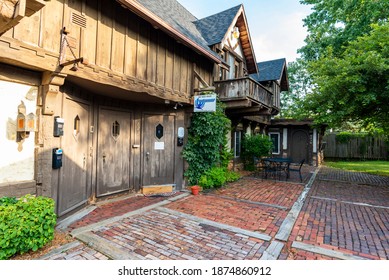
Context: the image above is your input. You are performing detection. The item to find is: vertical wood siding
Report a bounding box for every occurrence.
[3,0,214,100]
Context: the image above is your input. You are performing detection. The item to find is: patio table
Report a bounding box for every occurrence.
[262,157,292,180]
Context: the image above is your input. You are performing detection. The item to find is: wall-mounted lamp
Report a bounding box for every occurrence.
[173,103,183,110]
[254,124,261,134]
[16,101,36,141]
[232,27,240,39]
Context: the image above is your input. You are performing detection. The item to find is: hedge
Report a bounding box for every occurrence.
[0,194,57,260]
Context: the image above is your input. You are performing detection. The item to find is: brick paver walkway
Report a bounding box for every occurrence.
[286,168,389,260]
[68,194,179,230]
[42,166,388,261]
[92,209,270,260]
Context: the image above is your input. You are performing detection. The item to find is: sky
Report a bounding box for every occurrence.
[176,0,312,63]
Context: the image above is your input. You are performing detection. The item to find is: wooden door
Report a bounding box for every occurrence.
[291,130,309,163]
[142,114,175,186]
[58,98,90,216]
[97,108,131,197]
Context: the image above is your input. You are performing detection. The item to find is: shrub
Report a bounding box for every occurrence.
[0,195,57,260]
[198,167,241,189]
[182,98,231,185]
[241,134,273,170]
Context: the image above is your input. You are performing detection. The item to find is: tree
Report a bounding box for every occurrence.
[293,0,389,134]
[299,0,389,61]
[280,59,313,119]
[304,23,389,133]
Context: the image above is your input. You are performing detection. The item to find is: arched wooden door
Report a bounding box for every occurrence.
[290,130,309,163]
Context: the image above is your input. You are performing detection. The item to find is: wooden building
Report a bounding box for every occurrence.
[0,0,222,217]
[0,0,282,216]
[193,5,280,159]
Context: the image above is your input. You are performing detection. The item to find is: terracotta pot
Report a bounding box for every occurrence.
[191,185,200,195]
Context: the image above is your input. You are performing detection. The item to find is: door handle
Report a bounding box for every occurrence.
[102,152,106,163]
[146,152,150,160]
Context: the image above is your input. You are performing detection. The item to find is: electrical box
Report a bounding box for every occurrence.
[52,148,63,169]
[53,116,64,137]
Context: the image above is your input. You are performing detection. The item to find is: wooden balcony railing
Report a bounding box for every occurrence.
[214,77,277,111]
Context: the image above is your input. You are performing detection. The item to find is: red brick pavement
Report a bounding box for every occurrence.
[67,194,178,230]
[167,195,287,237]
[214,178,305,208]
[310,179,389,207]
[288,168,389,260]
[92,209,271,260]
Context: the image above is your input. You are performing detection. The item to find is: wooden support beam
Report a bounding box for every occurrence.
[41,71,67,115]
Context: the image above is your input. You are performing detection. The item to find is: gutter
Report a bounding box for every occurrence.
[116,0,222,64]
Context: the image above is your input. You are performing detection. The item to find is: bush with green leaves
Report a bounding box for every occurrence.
[198,167,241,189]
[182,98,231,185]
[0,194,57,260]
[241,134,274,170]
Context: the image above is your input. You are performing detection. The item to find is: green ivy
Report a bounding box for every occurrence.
[182,97,231,185]
[0,194,57,260]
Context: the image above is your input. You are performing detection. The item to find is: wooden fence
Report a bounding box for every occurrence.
[323,134,388,160]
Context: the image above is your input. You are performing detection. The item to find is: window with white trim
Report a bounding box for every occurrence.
[269,132,280,155]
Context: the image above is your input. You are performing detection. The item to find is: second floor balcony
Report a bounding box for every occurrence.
[214,77,279,116]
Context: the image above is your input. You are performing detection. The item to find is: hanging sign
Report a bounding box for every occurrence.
[194,94,217,112]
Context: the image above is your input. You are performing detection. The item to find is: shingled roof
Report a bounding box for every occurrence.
[120,0,258,73]
[119,0,221,63]
[250,58,289,91]
[194,5,242,45]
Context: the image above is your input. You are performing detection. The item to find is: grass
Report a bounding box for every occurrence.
[324,161,389,177]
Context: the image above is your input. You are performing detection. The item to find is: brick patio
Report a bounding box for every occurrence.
[48,165,389,260]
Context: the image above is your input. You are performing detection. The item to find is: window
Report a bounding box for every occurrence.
[112,121,120,140]
[234,61,239,78]
[74,115,80,135]
[269,132,280,155]
[234,131,241,157]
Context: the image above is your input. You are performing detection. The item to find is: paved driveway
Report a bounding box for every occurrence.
[42,166,389,260]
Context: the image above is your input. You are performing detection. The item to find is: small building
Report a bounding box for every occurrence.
[269,119,327,166]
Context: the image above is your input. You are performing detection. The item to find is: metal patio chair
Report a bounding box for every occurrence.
[288,159,305,182]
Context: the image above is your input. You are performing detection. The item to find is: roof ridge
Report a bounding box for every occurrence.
[194,4,242,22]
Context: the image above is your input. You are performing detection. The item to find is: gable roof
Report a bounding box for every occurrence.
[194,5,242,46]
[251,58,289,91]
[117,0,222,63]
[194,4,258,74]
[256,58,286,81]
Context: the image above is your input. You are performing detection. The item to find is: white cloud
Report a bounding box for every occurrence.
[253,12,308,62]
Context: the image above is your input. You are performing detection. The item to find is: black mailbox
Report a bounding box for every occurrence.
[53,116,64,137]
[52,148,63,169]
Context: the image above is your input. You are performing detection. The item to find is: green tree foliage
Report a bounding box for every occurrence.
[241,134,273,170]
[289,0,389,134]
[300,0,389,61]
[182,99,231,185]
[304,23,389,133]
[280,59,313,119]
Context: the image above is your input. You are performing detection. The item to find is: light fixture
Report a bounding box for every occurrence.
[232,27,240,39]
[254,124,261,134]
[173,103,183,110]
[69,63,78,71]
